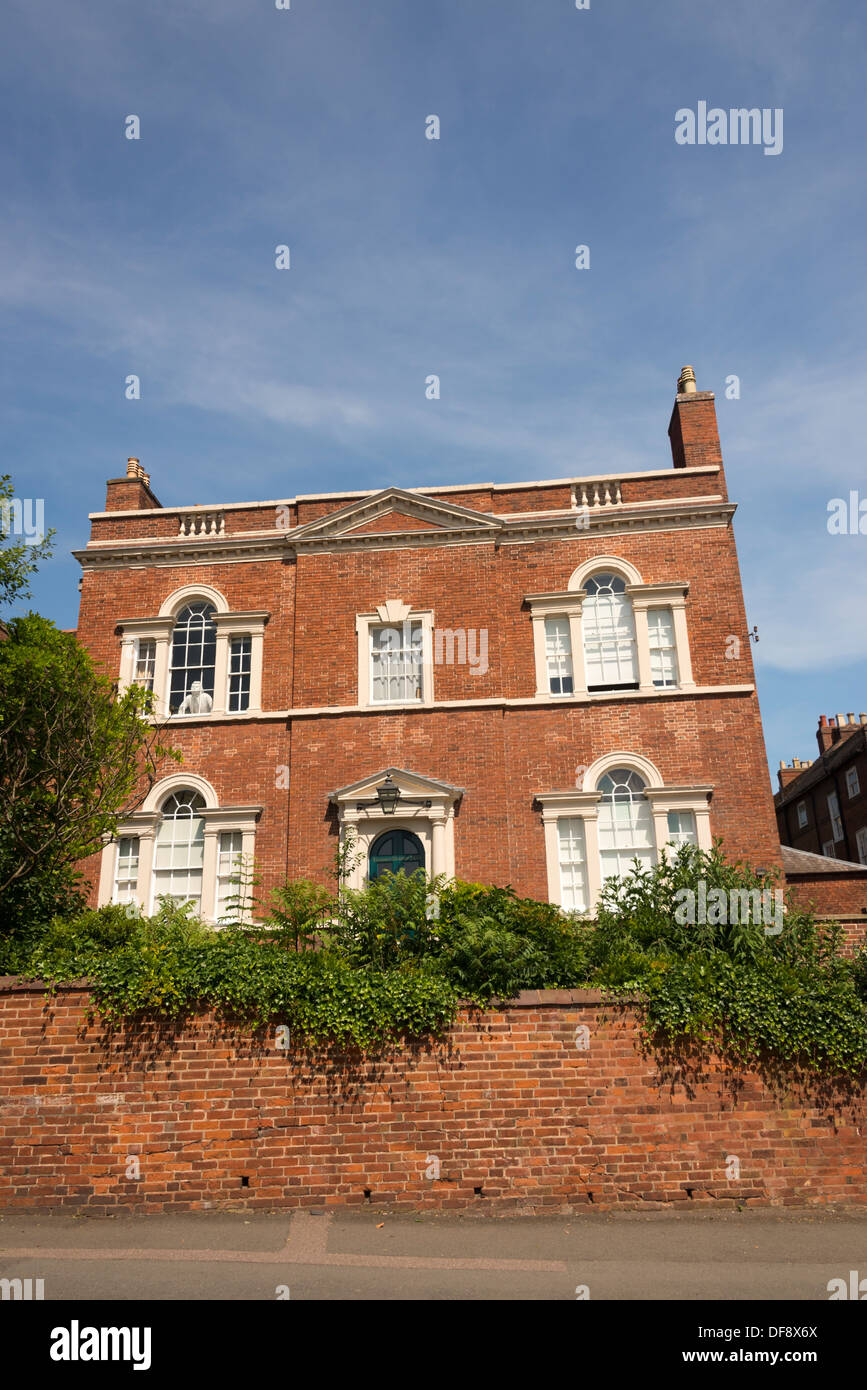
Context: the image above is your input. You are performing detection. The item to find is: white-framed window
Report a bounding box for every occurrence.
[370,621,424,704]
[99,776,262,923]
[648,607,678,688]
[133,639,156,692]
[822,840,836,859]
[582,573,638,690]
[597,768,656,883]
[846,766,860,799]
[827,791,843,842]
[112,836,140,904]
[557,817,587,912]
[856,825,867,865]
[117,588,268,719]
[545,617,574,696]
[170,603,217,715]
[216,831,244,921]
[227,636,252,713]
[796,801,808,829]
[539,754,712,913]
[152,790,206,911]
[666,810,697,846]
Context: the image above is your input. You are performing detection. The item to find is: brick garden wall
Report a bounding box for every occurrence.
[1,983,864,1215]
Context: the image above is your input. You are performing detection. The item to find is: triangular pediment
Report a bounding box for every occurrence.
[345,510,443,535]
[292,487,502,543]
[328,766,464,805]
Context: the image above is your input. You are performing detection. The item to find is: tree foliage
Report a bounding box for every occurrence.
[0,615,178,930]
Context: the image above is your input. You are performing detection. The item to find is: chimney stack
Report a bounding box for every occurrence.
[104,456,161,512]
[817,711,862,754]
[668,363,725,479]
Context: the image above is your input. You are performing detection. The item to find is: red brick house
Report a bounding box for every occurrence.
[776,713,867,865]
[73,366,782,921]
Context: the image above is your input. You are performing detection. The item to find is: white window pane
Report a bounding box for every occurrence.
[558,818,587,912]
[597,768,655,883]
[544,617,574,695]
[370,622,423,703]
[856,827,867,865]
[666,810,697,846]
[583,590,637,687]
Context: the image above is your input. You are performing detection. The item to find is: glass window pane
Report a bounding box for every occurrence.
[597,768,655,882]
[583,577,637,688]
[370,622,423,703]
[169,604,217,714]
[558,817,587,912]
[648,607,678,688]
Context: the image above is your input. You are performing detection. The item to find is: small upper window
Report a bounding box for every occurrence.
[857,826,867,866]
[170,603,217,715]
[134,639,156,692]
[228,635,252,713]
[666,810,697,846]
[827,791,843,842]
[582,574,638,691]
[796,801,808,829]
[545,617,574,696]
[370,622,423,704]
[846,766,860,799]
[648,607,679,688]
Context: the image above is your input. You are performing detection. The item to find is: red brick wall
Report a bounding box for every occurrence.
[786,874,867,918]
[1,985,863,1214]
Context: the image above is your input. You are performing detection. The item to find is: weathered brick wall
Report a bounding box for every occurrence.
[1,984,864,1215]
[785,870,867,917]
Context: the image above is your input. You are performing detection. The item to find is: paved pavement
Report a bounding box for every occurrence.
[2,1207,866,1300]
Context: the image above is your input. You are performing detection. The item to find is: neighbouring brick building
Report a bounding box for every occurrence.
[776,713,867,864]
[73,366,784,921]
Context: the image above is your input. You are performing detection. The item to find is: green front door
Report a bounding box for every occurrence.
[368,829,425,880]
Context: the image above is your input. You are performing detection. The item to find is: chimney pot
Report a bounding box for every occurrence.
[677,365,697,394]
[127,457,140,477]
[860,713,867,724]
[847,712,855,724]
[836,712,846,726]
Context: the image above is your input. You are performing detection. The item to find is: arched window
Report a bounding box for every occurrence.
[170,603,217,714]
[597,768,655,882]
[582,573,638,690]
[152,790,206,910]
[368,828,425,880]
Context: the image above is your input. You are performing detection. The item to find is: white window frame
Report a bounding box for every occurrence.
[112,835,141,904]
[97,774,262,923]
[356,600,434,709]
[539,752,712,913]
[215,829,246,922]
[827,791,843,843]
[647,607,679,689]
[856,825,867,866]
[796,801,808,829]
[526,558,694,703]
[822,840,836,859]
[117,585,268,718]
[544,615,575,696]
[845,766,860,799]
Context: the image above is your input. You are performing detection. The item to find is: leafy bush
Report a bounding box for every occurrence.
[5,843,867,1072]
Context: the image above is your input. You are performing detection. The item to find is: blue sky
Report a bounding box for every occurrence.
[2,0,865,785]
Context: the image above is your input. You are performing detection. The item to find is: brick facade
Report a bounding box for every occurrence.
[1,984,864,1214]
[73,372,784,915]
[776,714,867,867]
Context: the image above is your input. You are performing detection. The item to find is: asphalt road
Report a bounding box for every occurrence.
[2,1207,866,1301]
